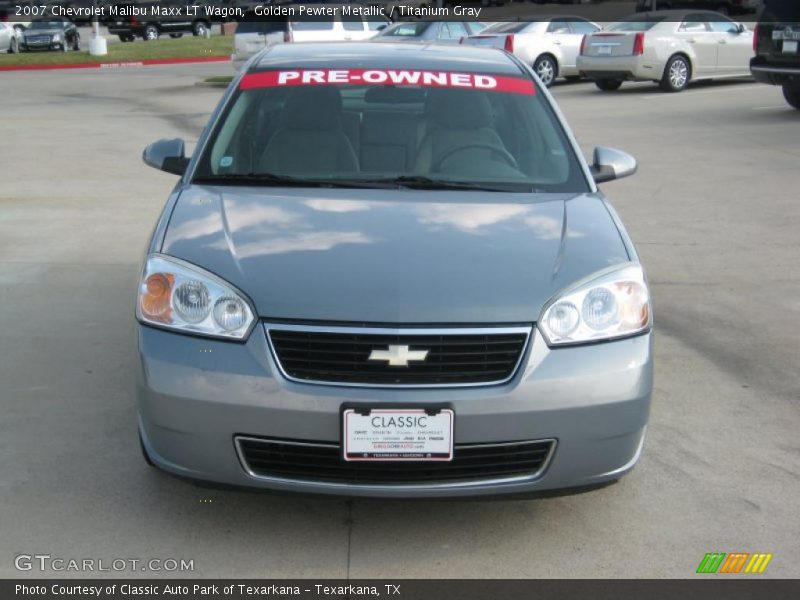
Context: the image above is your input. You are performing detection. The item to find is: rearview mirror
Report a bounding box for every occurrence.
[143,138,189,176]
[590,147,637,184]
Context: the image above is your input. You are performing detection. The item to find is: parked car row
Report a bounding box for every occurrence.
[232,9,761,96]
[578,10,754,92]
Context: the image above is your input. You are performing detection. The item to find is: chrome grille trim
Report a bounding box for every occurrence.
[263,323,532,388]
[234,436,557,490]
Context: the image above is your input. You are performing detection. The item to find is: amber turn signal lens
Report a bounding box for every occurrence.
[140,273,174,322]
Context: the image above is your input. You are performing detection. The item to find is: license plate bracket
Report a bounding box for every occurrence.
[341,405,454,462]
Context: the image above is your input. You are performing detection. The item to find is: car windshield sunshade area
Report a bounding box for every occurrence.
[193,68,589,193]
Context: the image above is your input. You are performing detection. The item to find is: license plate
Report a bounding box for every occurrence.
[597,45,613,56]
[784,41,798,54]
[342,408,454,462]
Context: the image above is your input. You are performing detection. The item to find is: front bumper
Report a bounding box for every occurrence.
[137,324,653,498]
[578,55,662,82]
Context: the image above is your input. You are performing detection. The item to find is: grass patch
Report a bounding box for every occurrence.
[0,35,232,66]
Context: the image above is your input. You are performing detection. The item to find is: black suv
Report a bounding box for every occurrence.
[751,0,800,110]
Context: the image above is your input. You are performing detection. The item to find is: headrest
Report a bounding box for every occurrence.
[427,89,493,130]
[281,87,343,130]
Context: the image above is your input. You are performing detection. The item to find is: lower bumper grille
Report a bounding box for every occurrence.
[236,437,555,486]
[266,325,531,387]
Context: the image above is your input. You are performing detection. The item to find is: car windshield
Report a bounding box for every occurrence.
[29,20,64,30]
[482,22,539,34]
[379,22,432,37]
[193,69,589,193]
[608,17,664,32]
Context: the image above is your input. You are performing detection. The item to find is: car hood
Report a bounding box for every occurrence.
[160,186,630,323]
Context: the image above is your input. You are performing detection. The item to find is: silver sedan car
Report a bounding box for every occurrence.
[136,42,653,498]
[0,22,21,54]
[578,10,754,92]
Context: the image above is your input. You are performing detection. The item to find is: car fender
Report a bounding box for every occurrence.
[655,35,696,77]
[516,36,560,68]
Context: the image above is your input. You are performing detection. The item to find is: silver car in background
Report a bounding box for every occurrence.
[137,42,653,498]
[231,8,388,70]
[578,10,754,92]
[0,21,20,53]
[373,20,487,45]
[463,17,601,87]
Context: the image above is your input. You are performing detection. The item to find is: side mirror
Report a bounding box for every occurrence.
[590,147,637,184]
[143,138,189,176]
[736,24,746,34]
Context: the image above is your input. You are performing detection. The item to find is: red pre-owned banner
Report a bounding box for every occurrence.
[240,69,536,95]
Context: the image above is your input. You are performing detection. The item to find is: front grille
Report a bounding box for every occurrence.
[236,437,555,485]
[25,35,51,45]
[267,325,530,387]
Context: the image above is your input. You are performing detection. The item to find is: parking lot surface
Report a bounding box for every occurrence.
[1,63,798,578]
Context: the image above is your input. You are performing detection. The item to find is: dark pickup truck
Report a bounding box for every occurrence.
[750,0,800,109]
[104,0,225,42]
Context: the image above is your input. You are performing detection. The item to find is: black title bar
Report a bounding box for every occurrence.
[4,579,800,600]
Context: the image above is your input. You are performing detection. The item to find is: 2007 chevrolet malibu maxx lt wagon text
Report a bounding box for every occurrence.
[136,42,653,498]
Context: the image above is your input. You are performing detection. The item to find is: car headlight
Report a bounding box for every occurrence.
[539,263,651,346]
[136,254,255,340]
[52,33,62,42]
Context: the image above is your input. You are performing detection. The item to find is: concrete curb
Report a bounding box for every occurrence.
[0,55,229,72]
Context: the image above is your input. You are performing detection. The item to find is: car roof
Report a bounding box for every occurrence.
[250,42,525,76]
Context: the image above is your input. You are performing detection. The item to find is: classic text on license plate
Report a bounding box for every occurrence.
[343,408,454,462]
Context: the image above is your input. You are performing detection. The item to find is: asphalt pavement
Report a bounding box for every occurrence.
[0,63,798,578]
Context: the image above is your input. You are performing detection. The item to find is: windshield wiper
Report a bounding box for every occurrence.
[361,176,532,193]
[193,173,397,189]
[193,173,533,192]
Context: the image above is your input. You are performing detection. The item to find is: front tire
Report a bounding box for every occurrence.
[72,35,80,51]
[783,85,800,110]
[533,54,557,88]
[661,55,690,92]
[8,38,18,54]
[595,78,623,91]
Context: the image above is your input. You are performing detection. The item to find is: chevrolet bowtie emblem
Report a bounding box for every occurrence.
[368,345,429,367]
